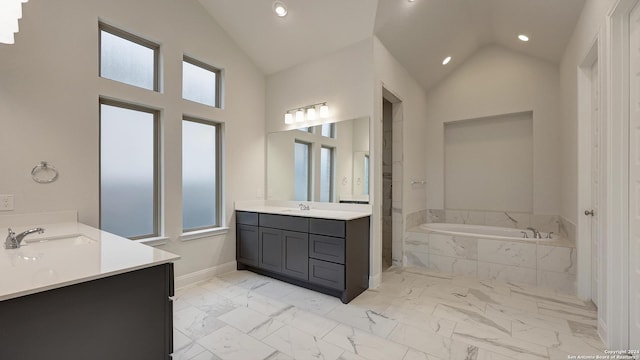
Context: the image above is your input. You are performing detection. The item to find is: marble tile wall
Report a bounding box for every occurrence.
[405,209,427,230]
[559,216,576,242]
[403,230,577,295]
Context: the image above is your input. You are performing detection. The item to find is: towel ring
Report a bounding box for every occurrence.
[31,161,59,184]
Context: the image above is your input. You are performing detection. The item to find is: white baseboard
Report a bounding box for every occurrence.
[175,261,237,290]
[369,273,382,288]
[598,318,608,348]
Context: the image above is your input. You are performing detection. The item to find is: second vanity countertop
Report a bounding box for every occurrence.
[0,220,179,301]
[235,200,372,221]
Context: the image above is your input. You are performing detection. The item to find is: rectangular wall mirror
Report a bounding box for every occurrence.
[267,117,370,204]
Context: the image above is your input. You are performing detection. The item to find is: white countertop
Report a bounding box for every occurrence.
[235,200,371,221]
[0,221,179,301]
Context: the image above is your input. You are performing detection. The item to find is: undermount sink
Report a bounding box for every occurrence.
[23,235,97,247]
[280,209,311,213]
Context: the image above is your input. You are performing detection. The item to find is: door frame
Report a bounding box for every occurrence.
[605,0,635,349]
[577,35,601,306]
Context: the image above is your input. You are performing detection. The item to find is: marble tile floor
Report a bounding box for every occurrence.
[171,266,604,360]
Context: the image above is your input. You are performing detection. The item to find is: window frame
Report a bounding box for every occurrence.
[182,55,222,108]
[181,116,222,232]
[99,22,160,92]
[98,98,161,240]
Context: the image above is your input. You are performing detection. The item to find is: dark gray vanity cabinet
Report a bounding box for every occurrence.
[0,263,174,360]
[236,210,369,303]
[236,211,259,267]
[281,230,309,280]
[258,227,284,272]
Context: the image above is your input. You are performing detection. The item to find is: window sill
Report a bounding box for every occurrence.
[180,227,229,242]
[136,236,170,247]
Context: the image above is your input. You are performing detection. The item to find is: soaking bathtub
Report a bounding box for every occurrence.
[403,222,577,294]
[419,222,554,241]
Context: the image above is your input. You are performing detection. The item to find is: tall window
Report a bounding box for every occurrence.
[100,100,159,239]
[182,56,221,108]
[182,118,221,231]
[319,146,334,202]
[294,141,311,201]
[99,23,159,91]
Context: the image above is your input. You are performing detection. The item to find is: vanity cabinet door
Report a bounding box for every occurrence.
[281,230,309,280]
[258,228,283,273]
[237,224,259,267]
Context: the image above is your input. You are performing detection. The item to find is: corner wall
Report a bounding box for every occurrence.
[373,37,429,273]
[0,0,266,277]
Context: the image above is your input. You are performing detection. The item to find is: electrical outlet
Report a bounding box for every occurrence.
[0,195,14,211]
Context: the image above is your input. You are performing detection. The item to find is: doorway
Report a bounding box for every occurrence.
[578,37,602,311]
[382,88,403,271]
[382,98,393,270]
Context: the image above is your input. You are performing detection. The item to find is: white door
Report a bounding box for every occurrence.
[629,1,640,347]
[590,60,600,306]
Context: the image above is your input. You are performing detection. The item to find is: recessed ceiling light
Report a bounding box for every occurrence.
[408,0,416,2]
[518,34,529,42]
[273,1,287,17]
[442,56,452,65]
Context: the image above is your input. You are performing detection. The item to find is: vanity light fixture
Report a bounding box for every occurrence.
[442,56,452,65]
[319,103,329,118]
[273,1,288,17]
[283,102,330,124]
[306,107,317,121]
[284,112,294,124]
[0,0,28,45]
[518,34,529,42]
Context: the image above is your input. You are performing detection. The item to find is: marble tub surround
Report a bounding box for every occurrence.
[0,211,179,301]
[558,216,576,243]
[426,209,568,241]
[404,227,577,295]
[405,209,427,230]
[172,267,603,360]
[235,200,372,220]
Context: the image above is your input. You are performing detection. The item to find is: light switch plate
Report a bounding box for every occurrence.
[0,195,14,211]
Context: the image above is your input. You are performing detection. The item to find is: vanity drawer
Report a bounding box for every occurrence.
[309,259,344,290]
[309,218,345,238]
[236,211,258,226]
[309,234,345,264]
[259,213,309,232]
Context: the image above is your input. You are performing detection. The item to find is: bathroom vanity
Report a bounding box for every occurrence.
[235,204,370,303]
[0,214,179,360]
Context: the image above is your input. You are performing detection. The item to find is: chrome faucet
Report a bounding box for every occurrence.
[298,203,310,211]
[526,227,541,239]
[5,227,45,249]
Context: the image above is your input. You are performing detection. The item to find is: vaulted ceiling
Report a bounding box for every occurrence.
[198,0,585,91]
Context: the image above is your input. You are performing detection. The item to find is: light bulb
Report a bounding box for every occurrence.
[284,112,294,124]
[306,107,316,121]
[273,1,287,17]
[319,104,329,118]
[518,34,529,42]
[442,56,452,65]
[295,109,305,122]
